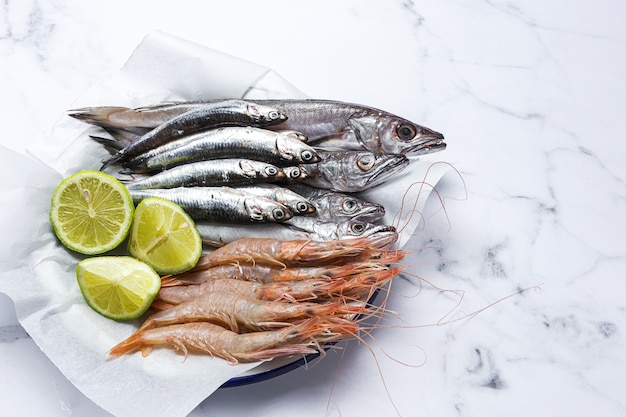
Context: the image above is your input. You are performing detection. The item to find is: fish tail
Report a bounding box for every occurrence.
[67,106,131,129]
[90,135,125,154]
[100,151,124,170]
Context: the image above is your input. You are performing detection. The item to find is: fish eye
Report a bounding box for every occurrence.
[357,155,375,171]
[266,166,278,176]
[396,123,417,141]
[351,222,366,234]
[342,198,357,213]
[288,167,301,178]
[273,208,286,220]
[301,150,314,161]
[296,202,309,213]
[268,111,280,120]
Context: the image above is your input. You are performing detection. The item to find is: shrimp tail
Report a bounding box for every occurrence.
[160,275,183,287]
[150,299,175,312]
[109,331,147,357]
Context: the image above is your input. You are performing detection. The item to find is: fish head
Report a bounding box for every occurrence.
[245,198,293,222]
[248,103,288,126]
[349,114,446,156]
[278,130,308,143]
[240,160,284,181]
[336,151,410,192]
[281,166,309,182]
[276,133,320,164]
[335,222,398,249]
[275,188,316,215]
[327,192,386,222]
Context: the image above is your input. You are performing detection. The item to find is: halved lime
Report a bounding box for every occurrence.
[76,256,160,320]
[128,197,202,275]
[50,170,134,255]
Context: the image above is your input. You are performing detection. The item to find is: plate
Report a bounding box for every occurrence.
[2,32,447,417]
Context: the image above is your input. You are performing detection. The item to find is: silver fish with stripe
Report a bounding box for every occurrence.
[129,187,293,223]
[123,127,317,173]
[99,100,287,167]
[232,184,316,215]
[124,159,284,190]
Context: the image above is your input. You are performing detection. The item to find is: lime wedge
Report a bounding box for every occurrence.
[128,197,202,275]
[50,170,134,255]
[76,256,160,320]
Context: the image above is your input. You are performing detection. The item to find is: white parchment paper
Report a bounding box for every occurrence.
[0,32,450,417]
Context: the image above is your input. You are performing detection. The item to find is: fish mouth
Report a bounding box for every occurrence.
[364,225,398,248]
[366,154,410,187]
[402,133,447,156]
[353,205,386,223]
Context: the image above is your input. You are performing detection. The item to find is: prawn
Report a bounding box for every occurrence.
[139,290,367,333]
[192,234,398,270]
[161,255,405,287]
[109,316,358,364]
[156,277,348,305]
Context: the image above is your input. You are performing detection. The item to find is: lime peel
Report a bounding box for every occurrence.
[76,256,161,321]
[128,197,202,275]
[50,170,134,255]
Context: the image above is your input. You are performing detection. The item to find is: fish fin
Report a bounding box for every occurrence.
[100,151,124,170]
[101,127,140,146]
[89,135,125,153]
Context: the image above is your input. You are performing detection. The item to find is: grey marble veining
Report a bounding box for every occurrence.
[1,0,625,416]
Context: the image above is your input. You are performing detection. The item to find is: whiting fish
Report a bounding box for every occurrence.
[299,150,409,192]
[70,99,444,156]
[286,183,385,222]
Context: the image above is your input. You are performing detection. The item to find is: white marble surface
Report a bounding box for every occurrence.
[1,0,625,416]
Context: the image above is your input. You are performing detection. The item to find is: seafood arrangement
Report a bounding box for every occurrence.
[68,98,445,364]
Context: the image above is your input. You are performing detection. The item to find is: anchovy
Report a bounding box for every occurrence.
[286,183,385,222]
[232,184,316,215]
[124,159,284,190]
[99,100,287,168]
[298,150,409,192]
[69,99,445,156]
[129,187,293,223]
[123,127,317,173]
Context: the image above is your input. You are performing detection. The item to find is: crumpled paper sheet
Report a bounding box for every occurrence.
[0,31,451,417]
